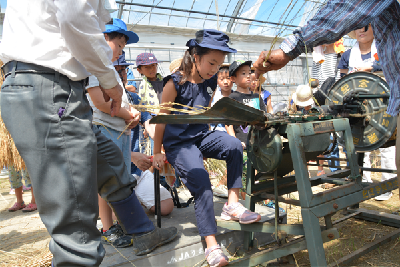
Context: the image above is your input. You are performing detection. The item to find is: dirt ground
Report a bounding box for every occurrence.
[284,170,400,267]
[0,167,399,267]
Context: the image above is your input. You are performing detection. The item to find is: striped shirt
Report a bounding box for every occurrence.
[280,0,400,116]
[311,53,340,90]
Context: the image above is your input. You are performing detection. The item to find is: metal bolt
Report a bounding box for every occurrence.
[333,203,338,209]
[327,233,334,239]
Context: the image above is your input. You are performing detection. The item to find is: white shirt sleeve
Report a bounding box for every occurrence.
[53,0,120,89]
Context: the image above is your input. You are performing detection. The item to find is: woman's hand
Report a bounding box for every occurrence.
[153,153,167,171]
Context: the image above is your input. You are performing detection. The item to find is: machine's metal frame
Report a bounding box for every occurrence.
[216,118,399,266]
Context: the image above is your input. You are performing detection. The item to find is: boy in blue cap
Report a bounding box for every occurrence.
[0,3,177,264]
[87,19,178,250]
[87,49,138,248]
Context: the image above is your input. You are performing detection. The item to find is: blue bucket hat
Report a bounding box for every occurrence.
[186,29,237,53]
[104,18,139,45]
[113,51,134,66]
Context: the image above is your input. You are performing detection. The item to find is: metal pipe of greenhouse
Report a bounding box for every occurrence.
[115,1,298,28]
[117,0,125,19]
[226,0,246,32]
[120,9,288,32]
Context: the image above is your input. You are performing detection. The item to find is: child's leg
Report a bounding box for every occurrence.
[136,170,174,216]
[167,145,218,242]
[228,188,240,204]
[8,166,26,211]
[197,131,243,191]
[149,199,174,216]
[168,144,229,266]
[197,131,261,223]
[98,195,114,231]
[15,186,24,203]
[30,187,36,204]
[9,166,23,203]
[21,169,35,203]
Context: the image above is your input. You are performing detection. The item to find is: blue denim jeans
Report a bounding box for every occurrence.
[97,125,131,174]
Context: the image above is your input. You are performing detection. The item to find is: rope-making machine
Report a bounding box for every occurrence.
[151,72,399,266]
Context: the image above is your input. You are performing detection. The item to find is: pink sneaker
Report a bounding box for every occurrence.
[8,202,26,212]
[221,202,261,224]
[22,203,37,212]
[205,245,229,267]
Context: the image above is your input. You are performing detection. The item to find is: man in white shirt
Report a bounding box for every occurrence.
[0,1,177,266]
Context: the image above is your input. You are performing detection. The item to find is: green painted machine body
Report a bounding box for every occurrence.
[150,72,399,266]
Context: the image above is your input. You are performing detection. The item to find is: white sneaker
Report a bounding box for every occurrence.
[212,185,228,198]
[374,192,393,201]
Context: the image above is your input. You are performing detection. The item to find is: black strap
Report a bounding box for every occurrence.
[160,177,193,208]
[169,186,193,208]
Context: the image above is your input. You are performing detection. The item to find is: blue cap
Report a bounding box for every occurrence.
[104,18,139,44]
[113,51,134,66]
[186,29,237,53]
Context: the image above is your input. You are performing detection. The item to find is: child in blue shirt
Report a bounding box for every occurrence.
[152,29,261,267]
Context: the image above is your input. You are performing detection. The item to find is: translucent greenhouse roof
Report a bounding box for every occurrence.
[114,0,327,37]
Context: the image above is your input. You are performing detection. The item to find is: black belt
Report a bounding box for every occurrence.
[1,61,88,87]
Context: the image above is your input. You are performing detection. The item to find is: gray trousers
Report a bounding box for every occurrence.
[1,62,137,266]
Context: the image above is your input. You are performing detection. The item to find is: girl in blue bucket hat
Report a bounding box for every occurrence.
[152,29,261,267]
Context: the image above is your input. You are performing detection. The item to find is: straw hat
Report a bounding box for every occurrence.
[294,85,314,107]
[169,58,182,73]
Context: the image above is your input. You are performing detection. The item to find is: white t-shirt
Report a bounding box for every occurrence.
[86,75,131,135]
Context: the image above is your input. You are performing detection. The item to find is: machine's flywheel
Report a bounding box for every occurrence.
[326,72,396,152]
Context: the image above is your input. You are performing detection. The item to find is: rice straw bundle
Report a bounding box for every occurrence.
[0,60,26,171]
[130,101,209,115]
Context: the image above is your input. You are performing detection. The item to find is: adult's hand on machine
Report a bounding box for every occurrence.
[253,49,290,77]
[100,83,123,117]
[131,152,152,171]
